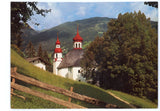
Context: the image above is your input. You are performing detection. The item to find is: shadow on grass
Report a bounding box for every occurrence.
[63,81,132,108]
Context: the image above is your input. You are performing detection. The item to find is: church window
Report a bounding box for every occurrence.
[56,53,58,58]
[76,43,77,48]
[79,43,80,48]
[78,70,80,73]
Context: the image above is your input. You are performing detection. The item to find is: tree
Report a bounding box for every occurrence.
[11,2,51,48]
[37,44,43,58]
[81,11,157,101]
[25,41,36,58]
[43,50,50,63]
[144,2,158,8]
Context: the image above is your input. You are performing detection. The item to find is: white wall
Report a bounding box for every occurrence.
[57,67,86,82]
[53,52,63,75]
[54,53,62,59]
[72,67,85,82]
[58,68,68,78]
[53,61,61,75]
[32,61,46,70]
[73,42,82,48]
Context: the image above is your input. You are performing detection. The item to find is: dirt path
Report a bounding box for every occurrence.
[107,91,136,108]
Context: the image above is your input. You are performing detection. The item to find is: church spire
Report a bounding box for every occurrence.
[54,33,62,53]
[56,32,60,45]
[53,33,63,75]
[73,25,83,49]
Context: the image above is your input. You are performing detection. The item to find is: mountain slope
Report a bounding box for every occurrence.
[22,17,111,52]
[22,17,158,53]
[11,49,157,108]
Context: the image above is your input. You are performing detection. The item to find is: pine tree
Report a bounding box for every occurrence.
[25,41,36,58]
[43,50,49,63]
[37,44,43,58]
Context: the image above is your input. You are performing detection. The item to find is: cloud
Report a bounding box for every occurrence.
[28,2,158,31]
[76,7,86,16]
[130,2,158,21]
[28,2,63,31]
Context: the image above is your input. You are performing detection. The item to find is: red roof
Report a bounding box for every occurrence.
[56,36,60,45]
[54,34,62,53]
[54,48,62,53]
[73,26,83,42]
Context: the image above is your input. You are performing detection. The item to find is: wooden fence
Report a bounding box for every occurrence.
[11,67,118,108]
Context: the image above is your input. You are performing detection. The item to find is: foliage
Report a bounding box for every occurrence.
[43,50,49,63]
[82,41,92,49]
[37,44,43,58]
[25,41,36,58]
[81,11,157,101]
[43,50,53,72]
[11,2,51,49]
[144,2,158,8]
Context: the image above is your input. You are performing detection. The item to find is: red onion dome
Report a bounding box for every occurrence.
[73,25,83,42]
[54,48,62,53]
[56,36,61,45]
[73,33,83,42]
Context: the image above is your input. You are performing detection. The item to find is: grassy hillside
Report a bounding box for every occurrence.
[11,49,157,108]
[107,90,157,108]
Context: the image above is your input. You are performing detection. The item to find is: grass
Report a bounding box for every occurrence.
[11,49,157,108]
[107,90,157,108]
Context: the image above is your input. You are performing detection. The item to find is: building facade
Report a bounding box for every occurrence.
[26,57,46,70]
[53,26,85,82]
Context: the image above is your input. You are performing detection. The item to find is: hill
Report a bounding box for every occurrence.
[22,17,158,54]
[22,17,112,52]
[11,49,157,108]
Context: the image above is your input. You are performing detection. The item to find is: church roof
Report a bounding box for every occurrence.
[26,57,50,65]
[56,36,61,45]
[54,48,62,53]
[73,25,83,42]
[57,49,84,69]
[54,34,62,53]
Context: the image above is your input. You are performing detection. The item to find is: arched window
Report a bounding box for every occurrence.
[56,53,58,58]
[76,43,77,48]
[79,43,81,48]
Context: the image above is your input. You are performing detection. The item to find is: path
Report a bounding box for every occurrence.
[107,91,136,108]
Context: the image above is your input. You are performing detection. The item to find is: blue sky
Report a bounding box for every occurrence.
[28,2,158,31]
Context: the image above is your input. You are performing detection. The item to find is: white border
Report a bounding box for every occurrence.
[0,0,159,111]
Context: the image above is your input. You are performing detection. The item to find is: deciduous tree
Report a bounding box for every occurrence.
[11,2,51,48]
[81,11,157,101]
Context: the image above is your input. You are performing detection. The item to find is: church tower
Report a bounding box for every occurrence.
[73,25,83,49]
[53,33,63,75]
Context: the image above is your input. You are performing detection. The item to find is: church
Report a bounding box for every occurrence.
[53,26,86,82]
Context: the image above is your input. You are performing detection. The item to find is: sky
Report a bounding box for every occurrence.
[27,2,158,31]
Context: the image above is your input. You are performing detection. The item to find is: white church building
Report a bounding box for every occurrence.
[53,26,85,82]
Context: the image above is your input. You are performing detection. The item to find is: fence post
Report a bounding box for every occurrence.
[68,86,73,102]
[11,67,17,95]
